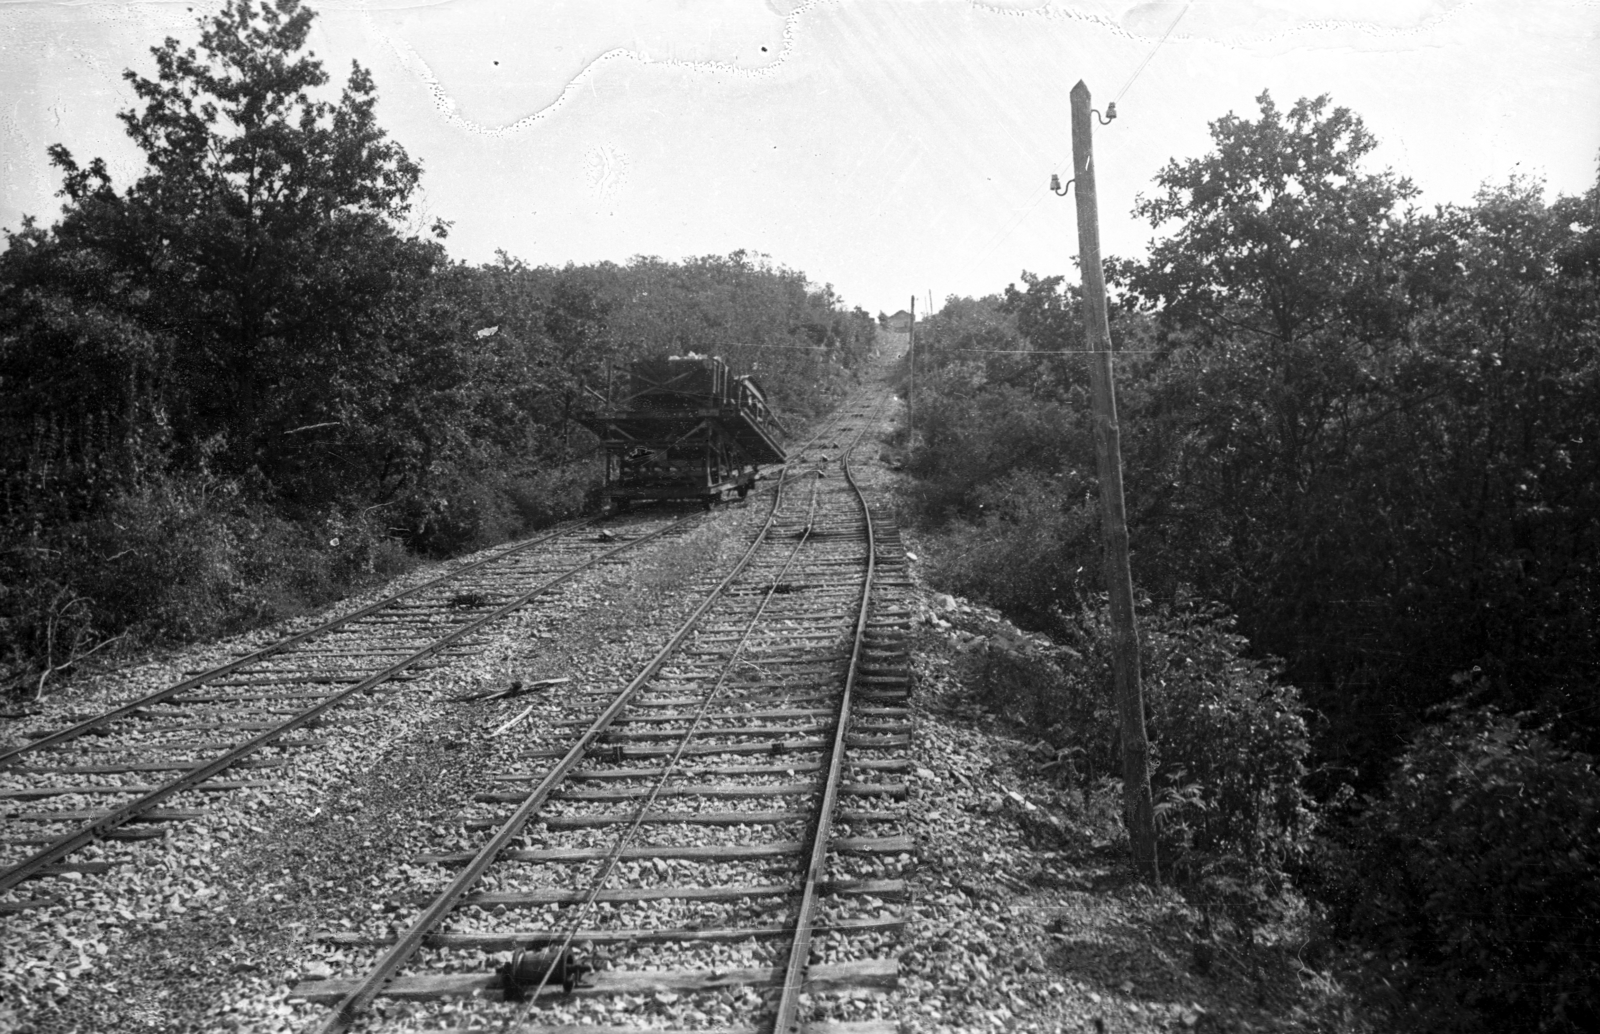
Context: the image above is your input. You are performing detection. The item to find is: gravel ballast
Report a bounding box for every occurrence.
[3,381,1373,1033]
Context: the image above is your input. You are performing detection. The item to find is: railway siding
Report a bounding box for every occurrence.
[0,499,776,1027]
[0,511,714,903]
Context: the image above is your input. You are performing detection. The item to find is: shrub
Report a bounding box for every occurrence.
[0,473,416,697]
[71,475,244,642]
[903,382,1087,525]
[0,571,99,698]
[397,474,521,556]
[1329,711,1600,1033]
[922,472,1098,625]
[960,590,1315,915]
[1143,600,1315,876]
[313,507,412,586]
[964,625,1092,766]
[506,461,598,530]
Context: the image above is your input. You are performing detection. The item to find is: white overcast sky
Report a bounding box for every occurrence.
[2,0,1598,314]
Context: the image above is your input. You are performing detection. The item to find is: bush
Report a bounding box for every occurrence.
[72,476,244,642]
[311,507,412,587]
[0,473,414,697]
[71,476,418,641]
[1327,711,1600,1032]
[921,472,1098,625]
[0,571,99,698]
[963,624,1091,762]
[1137,599,1316,929]
[903,382,1087,525]
[959,590,1315,916]
[396,474,521,556]
[506,461,598,530]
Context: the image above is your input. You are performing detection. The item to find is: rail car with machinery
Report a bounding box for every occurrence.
[575,354,787,509]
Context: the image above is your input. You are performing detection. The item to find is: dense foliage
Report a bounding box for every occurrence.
[1321,712,1600,1032]
[974,595,1313,926]
[901,91,1599,1029]
[0,0,873,695]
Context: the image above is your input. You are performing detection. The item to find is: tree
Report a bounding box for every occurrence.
[1395,178,1600,738]
[1116,95,1427,715]
[885,107,1599,1034]
[0,216,175,522]
[1002,272,1079,352]
[1113,96,1600,779]
[1332,712,1600,1033]
[1128,91,1418,345]
[44,0,433,495]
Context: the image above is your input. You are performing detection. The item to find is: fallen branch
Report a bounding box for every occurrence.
[489,704,537,738]
[455,677,569,703]
[36,631,127,700]
[495,677,568,700]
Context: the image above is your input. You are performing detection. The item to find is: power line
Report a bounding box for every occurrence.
[955,3,1191,300]
[1114,1,1191,106]
[921,346,1159,355]
[963,182,1053,277]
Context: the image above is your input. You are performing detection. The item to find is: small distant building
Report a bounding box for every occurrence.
[886,309,913,333]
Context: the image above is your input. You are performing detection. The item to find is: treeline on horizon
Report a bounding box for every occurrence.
[901,93,1599,1031]
[0,0,875,697]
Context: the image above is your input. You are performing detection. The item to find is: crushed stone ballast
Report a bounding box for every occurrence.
[0,510,712,903]
[296,389,917,1033]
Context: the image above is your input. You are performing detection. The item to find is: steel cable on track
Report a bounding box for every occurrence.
[771,395,888,1034]
[497,473,832,1024]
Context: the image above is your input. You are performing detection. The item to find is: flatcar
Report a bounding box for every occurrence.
[575,354,787,509]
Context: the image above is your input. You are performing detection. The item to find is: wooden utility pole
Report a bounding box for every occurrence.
[907,295,916,441]
[1069,79,1159,883]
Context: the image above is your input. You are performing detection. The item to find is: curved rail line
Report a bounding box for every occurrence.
[301,388,912,1033]
[771,409,885,1034]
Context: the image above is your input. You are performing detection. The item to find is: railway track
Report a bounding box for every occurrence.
[292,389,914,1032]
[0,509,714,903]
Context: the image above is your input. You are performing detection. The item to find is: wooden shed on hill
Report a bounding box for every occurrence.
[886,309,913,333]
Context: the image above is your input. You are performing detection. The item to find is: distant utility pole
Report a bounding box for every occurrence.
[1069,79,1159,883]
[907,295,916,442]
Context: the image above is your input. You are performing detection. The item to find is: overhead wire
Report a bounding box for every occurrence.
[951,0,1193,299]
[1113,1,1191,107]
[919,346,1157,355]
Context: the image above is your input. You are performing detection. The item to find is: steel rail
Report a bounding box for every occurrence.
[771,397,885,1034]
[8,395,852,767]
[489,398,884,1018]
[0,514,618,765]
[0,512,701,896]
[505,472,829,1018]
[315,461,798,1034]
